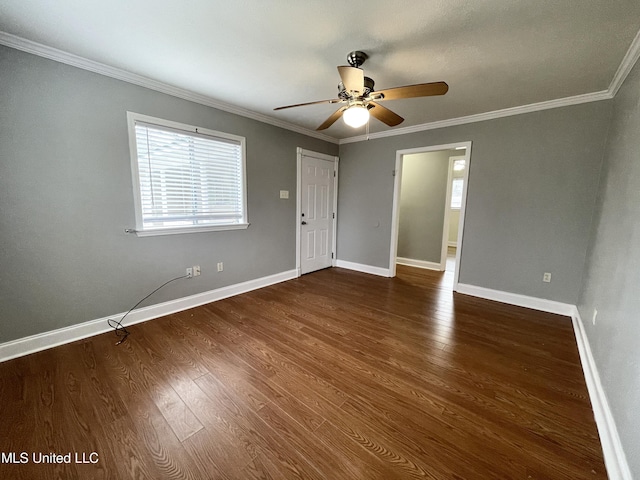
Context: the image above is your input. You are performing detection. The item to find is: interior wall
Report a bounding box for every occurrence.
[0,45,337,344]
[448,211,460,244]
[577,58,640,477]
[337,100,612,303]
[397,150,451,263]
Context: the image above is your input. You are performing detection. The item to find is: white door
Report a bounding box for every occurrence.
[300,155,334,274]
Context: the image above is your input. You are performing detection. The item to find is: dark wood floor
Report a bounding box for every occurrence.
[0,265,606,479]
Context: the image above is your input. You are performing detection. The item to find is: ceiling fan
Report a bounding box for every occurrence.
[274,51,448,130]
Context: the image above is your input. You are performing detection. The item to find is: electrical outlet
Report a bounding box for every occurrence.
[193,265,201,277]
[543,272,551,283]
[186,267,193,278]
[217,262,224,272]
[592,309,598,325]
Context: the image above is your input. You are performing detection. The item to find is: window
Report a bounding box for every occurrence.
[451,178,464,209]
[450,157,466,210]
[127,112,248,236]
[453,159,466,171]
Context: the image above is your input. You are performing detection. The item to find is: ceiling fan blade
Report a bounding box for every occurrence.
[317,106,348,130]
[338,66,365,95]
[274,98,342,111]
[375,81,449,101]
[368,101,404,127]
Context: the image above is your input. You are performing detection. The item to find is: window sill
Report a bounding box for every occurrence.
[132,223,249,237]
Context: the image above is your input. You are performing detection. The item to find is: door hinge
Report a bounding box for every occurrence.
[392,170,396,177]
[334,170,336,177]
[331,252,334,259]
[332,212,335,219]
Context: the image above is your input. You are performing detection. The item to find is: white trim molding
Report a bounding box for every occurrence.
[453,283,631,478]
[0,269,298,363]
[340,24,640,146]
[0,32,338,145]
[335,260,390,277]
[609,27,640,97]
[4,26,640,149]
[456,283,575,316]
[571,308,632,480]
[4,26,640,147]
[339,91,610,144]
[396,257,442,271]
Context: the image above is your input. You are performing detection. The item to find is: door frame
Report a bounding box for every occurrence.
[296,147,339,277]
[441,154,466,269]
[389,141,472,290]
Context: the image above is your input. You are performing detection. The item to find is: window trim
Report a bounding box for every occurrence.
[126,112,248,236]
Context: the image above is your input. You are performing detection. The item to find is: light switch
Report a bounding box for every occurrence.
[280,190,289,199]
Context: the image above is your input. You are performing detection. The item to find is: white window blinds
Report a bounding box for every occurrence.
[129,115,247,234]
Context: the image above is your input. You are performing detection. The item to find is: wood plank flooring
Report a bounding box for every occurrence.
[0,265,606,479]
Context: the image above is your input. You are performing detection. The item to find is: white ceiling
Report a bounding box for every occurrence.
[1,0,640,140]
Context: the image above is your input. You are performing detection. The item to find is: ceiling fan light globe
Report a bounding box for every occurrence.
[343,105,369,128]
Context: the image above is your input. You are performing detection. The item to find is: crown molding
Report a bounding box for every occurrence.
[340,26,640,145]
[4,25,640,147]
[339,90,611,145]
[608,27,640,97]
[0,32,339,145]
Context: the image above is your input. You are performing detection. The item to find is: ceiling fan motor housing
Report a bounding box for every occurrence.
[338,76,375,99]
[363,76,374,95]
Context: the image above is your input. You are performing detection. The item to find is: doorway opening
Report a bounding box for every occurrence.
[445,154,467,277]
[389,142,472,290]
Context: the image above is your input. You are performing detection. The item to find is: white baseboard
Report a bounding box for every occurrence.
[0,269,298,363]
[455,283,576,316]
[396,257,442,271]
[2,267,628,480]
[453,283,629,478]
[571,308,631,480]
[335,259,390,277]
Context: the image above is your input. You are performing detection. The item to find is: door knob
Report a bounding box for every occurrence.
[301,221,307,225]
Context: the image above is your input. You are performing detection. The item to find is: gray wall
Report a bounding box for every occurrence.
[337,101,612,303]
[577,59,640,477]
[397,150,451,263]
[0,45,337,343]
